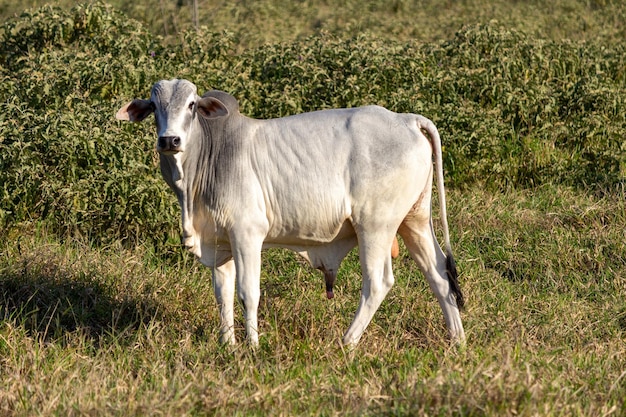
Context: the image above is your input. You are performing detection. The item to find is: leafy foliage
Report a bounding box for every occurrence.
[0,3,174,247]
[0,3,624,249]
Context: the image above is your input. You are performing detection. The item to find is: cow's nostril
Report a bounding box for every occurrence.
[157,136,181,151]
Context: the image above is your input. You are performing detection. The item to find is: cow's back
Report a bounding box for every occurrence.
[245,106,433,244]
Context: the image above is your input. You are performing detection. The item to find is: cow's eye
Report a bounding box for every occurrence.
[189,101,195,111]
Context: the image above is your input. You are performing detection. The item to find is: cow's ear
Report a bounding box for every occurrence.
[197,97,229,119]
[116,99,154,122]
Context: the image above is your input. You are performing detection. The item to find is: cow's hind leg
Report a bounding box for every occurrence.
[342,234,395,347]
[398,217,465,343]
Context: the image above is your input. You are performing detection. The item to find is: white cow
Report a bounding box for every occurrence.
[116,79,465,347]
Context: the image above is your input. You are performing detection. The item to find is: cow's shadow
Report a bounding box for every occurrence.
[0,256,162,344]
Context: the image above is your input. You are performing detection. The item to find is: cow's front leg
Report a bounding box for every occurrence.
[231,236,264,347]
[212,259,236,345]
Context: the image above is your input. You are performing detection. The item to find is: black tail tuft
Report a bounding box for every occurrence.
[446,253,465,310]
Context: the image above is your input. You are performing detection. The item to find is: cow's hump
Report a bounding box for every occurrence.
[201,90,240,114]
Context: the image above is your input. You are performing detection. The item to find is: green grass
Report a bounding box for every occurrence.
[1,187,624,416]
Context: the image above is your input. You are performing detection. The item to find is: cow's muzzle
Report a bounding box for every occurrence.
[157,136,182,153]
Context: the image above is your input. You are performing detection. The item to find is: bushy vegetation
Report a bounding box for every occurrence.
[3,0,626,47]
[0,1,624,416]
[1,2,624,248]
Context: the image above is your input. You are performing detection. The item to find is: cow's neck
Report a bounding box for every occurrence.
[157,120,208,252]
[193,117,244,208]
[166,117,246,249]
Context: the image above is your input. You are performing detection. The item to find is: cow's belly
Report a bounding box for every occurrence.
[263,215,355,246]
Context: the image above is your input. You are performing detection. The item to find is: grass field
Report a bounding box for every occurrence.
[2,187,624,415]
[1,1,625,416]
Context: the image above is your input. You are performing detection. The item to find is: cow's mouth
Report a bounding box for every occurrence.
[157,148,182,155]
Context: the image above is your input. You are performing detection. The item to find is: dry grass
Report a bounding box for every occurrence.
[1,185,624,416]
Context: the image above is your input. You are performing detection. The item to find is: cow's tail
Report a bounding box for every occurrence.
[416,115,465,310]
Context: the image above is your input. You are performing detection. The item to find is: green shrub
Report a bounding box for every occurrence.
[0,3,177,249]
[228,26,625,189]
[0,3,624,250]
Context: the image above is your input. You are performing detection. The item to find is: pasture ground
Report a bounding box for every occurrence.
[2,187,624,416]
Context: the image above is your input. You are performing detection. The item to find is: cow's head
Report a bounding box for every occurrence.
[116,79,229,155]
